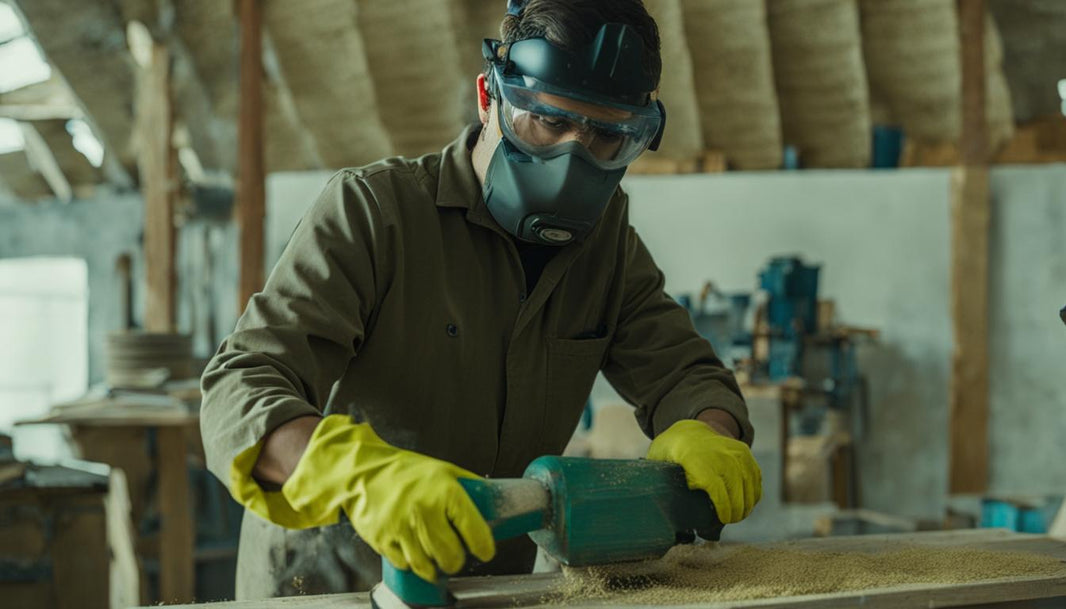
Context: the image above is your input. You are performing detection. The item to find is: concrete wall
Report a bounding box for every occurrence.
[987,166,1066,495]
[0,257,88,462]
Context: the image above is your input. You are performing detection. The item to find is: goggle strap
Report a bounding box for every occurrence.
[482,40,504,99]
[648,99,666,152]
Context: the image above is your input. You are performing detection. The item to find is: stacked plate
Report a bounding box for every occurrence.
[106,332,193,390]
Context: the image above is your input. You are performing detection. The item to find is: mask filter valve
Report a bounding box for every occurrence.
[537,227,574,244]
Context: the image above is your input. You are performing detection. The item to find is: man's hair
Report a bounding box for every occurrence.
[491,0,662,90]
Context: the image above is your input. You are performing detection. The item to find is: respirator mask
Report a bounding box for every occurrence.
[481,22,666,246]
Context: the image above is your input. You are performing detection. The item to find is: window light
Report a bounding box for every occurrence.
[0,2,23,44]
[0,36,51,93]
[0,117,24,154]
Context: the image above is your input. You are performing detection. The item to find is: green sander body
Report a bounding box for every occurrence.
[371,456,722,608]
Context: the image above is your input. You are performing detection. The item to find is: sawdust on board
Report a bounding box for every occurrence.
[550,541,1066,604]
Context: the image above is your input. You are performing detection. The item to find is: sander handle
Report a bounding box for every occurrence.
[375,477,550,608]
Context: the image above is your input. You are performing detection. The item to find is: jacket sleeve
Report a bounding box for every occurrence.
[602,225,754,445]
[199,171,388,487]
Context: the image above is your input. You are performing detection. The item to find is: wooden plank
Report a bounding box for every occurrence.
[137,42,178,333]
[51,495,110,609]
[901,118,1066,168]
[237,0,266,312]
[156,426,195,603]
[106,469,143,608]
[948,0,990,496]
[153,531,1066,608]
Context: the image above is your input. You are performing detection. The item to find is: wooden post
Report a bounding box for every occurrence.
[237,0,266,312]
[137,43,177,333]
[948,0,990,495]
[156,426,194,603]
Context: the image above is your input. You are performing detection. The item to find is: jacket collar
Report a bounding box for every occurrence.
[436,124,483,211]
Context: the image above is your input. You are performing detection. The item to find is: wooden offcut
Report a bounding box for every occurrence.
[949,0,991,496]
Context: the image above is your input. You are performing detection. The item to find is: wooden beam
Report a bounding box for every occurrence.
[237,0,265,312]
[0,73,78,106]
[18,122,73,202]
[948,0,990,495]
[0,104,82,121]
[137,43,178,333]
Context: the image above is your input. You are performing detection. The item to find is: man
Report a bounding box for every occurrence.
[201,0,761,599]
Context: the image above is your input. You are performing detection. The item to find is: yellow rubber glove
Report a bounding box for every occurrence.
[646,419,762,524]
[229,415,495,582]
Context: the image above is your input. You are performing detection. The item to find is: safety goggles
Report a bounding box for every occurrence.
[493,67,666,171]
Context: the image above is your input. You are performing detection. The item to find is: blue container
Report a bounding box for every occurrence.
[980,498,1056,534]
[871,125,904,169]
[981,499,1020,530]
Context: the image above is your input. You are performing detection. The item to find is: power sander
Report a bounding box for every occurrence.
[370,456,723,608]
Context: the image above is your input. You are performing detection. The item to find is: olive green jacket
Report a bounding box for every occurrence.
[200,126,752,598]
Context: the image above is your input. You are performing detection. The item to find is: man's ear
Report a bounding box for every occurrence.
[476,74,492,123]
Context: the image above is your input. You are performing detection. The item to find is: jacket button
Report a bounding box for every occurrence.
[519,292,527,303]
[446,323,459,337]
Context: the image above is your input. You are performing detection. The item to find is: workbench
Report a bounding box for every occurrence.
[159,529,1066,608]
[17,395,200,604]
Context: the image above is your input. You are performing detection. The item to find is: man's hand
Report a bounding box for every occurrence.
[646,419,762,523]
[230,415,495,583]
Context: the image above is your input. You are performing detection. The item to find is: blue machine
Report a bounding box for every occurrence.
[679,255,870,439]
[759,256,821,381]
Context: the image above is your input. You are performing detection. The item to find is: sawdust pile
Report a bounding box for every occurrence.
[553,542,1066,604]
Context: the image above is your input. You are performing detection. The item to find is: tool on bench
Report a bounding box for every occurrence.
[370,456,722,609]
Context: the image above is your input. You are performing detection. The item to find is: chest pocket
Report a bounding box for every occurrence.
[541,333,611,454]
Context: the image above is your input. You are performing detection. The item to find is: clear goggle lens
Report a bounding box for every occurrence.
[496,80,662,170]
